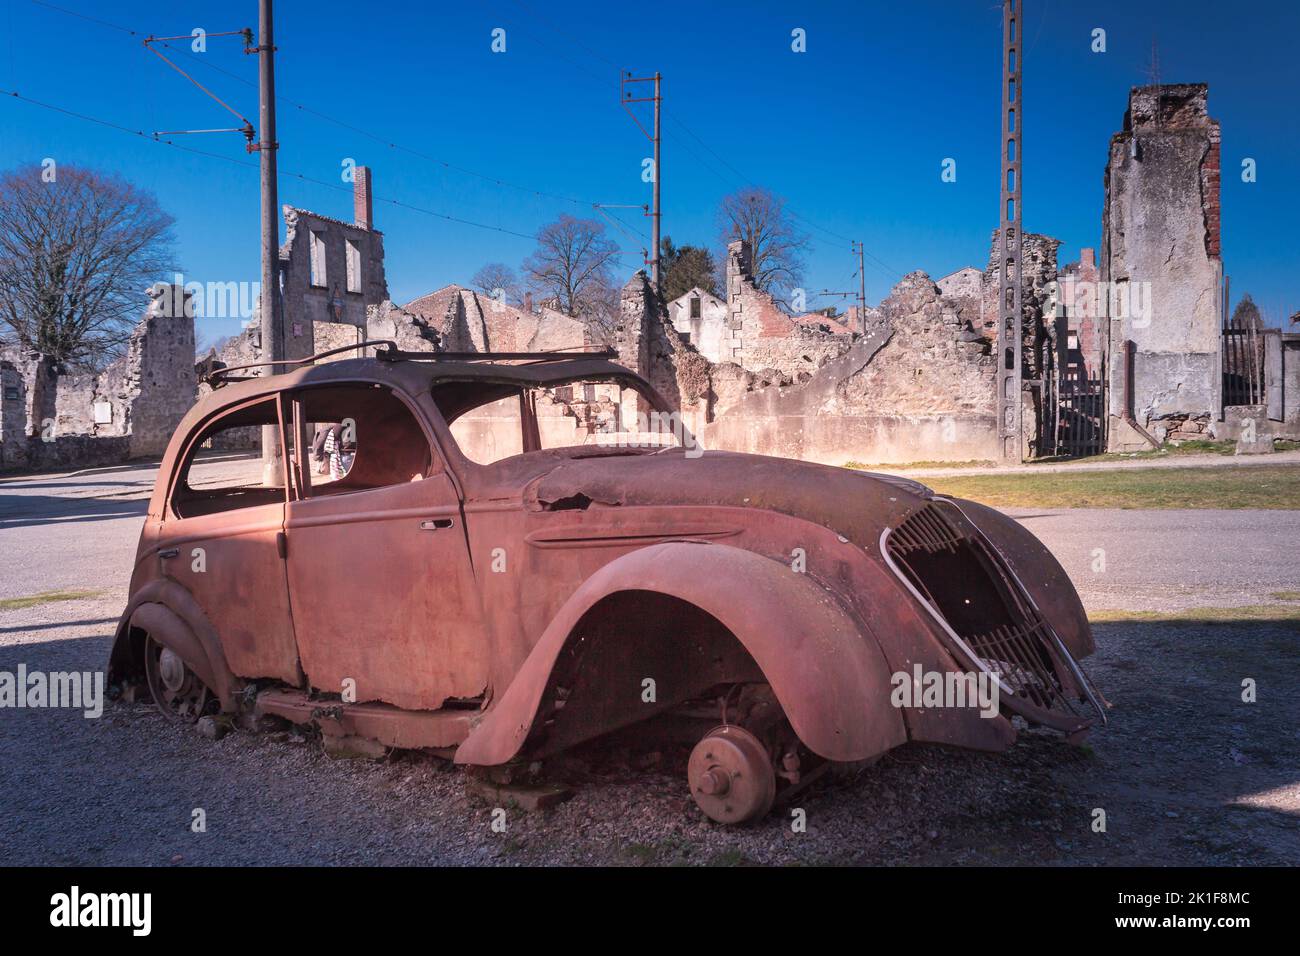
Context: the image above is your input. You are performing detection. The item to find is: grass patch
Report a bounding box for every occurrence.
[1269,591,1300,602]
[1084,438,1236,462]
[1089,605,1300,624]
[845,459,996,471]
[0,589,103,611]
[922,464,1300,510]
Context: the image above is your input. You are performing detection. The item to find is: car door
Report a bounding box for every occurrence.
[161,394,302,684]
[283,381,488,711]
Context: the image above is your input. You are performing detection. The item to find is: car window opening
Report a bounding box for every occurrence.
[433,376,690,467]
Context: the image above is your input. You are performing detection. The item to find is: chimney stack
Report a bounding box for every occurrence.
[353,166,373,230]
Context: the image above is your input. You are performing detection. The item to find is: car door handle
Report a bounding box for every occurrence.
[420,518,454,530]
[158,548,179,559]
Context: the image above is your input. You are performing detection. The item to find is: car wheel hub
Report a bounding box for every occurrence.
[144,637,210,724]
[687,725,776,824]
[158,648,186,692]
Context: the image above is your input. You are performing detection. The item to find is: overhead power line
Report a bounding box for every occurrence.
[1,87,541,241]
[490,0,902,284]
[27,0,630,215]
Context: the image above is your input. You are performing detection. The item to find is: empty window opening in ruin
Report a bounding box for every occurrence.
[309,230,327,288]
[690,296,701,319]
[345,239,362,294]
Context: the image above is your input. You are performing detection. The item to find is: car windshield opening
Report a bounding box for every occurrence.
[432,376,693,466]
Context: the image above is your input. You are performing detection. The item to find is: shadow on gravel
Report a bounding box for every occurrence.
[1,619,1296,866]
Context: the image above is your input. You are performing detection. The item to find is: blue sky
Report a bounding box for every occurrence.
[3,0,1298,347]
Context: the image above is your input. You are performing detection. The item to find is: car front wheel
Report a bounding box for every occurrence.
[143,635,212,723]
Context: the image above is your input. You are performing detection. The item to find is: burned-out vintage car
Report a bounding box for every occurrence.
[110,345,1105,823]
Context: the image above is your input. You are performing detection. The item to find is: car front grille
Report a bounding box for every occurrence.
[884,500,1103,731]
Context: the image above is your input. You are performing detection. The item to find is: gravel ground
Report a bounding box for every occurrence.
[2,464,1297,866]
[1,607,1296,866]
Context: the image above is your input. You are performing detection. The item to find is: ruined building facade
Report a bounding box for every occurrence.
[0,286,196,470]
[1101,84,1223,448]
[280,166,390,360]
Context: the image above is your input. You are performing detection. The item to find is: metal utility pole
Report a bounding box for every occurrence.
[255,0,283,484]
[621,71,662,294]
[814,241,868,334]
[997,0,1024,462]
[853,241,866,334]
[652,72,661,293]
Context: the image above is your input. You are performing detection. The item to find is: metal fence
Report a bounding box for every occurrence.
[1222,320,1265,407]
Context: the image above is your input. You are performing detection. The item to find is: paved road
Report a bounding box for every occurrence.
[1004,507,1300,613]
[4,461,1297,614]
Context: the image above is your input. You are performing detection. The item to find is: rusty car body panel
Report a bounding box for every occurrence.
[110,349,1105,820]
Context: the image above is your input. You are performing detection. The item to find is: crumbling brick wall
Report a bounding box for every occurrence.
[720,240,852,381]
[1058,248,1102,377]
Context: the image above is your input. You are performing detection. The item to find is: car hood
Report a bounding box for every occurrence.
[529,448,933,546]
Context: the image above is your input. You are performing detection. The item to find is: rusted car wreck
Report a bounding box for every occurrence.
[109,344,1106,823]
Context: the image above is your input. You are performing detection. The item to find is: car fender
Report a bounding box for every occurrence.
[455,541,907,766]
[108,579,241,711]
[946,497,1095,659]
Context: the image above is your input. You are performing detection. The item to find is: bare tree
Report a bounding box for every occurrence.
[716,186,809,306]
[0,164,176,369]
[522,214,621,322]
[470,262,521,306]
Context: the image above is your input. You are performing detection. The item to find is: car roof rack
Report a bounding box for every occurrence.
[203,340,399,388]
[203,341,618,387]
[374,345,617,364]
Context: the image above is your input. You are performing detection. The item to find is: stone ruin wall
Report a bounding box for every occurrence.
[613,256,1006,466]
[0,286,197,471]
[1102,83,1222,449]
[720,240,852,382]
[700,271,999,464]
